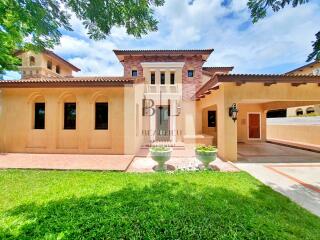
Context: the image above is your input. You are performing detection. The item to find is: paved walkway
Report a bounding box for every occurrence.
[236,162,320,217]
[127,157,239,172]
[0,153,134,171]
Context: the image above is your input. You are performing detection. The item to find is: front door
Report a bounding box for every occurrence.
[156,106,170,141]
[248,113,261,139]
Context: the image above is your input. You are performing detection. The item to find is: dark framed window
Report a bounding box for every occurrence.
[170,73,175,84]
[160,72,165,85]
[56,65,60,74]
[95,103,108,130]
[306,107,315,114]
[34,103,45,129]
[208,111,216,127]
[64,103,76,129]
[296,108,303,116]
[29,56,35,66]
[188,70,194,77]
[47,60,52,70]
[131,70,138,77]
[151,72,155,84]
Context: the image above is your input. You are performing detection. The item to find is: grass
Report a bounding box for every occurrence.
[0,170,319,239]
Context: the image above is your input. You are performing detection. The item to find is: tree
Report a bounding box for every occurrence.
[0,0,164,74]
[248,0,319,61]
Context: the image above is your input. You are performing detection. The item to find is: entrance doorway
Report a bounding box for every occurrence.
[156,106,170,141]
[248,113,261,139]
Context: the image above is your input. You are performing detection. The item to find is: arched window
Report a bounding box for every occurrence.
[29,56,35,66]
[28,94,45,129]
[306,107,315,114]
[56,65,60,74]
[296,108,303,116]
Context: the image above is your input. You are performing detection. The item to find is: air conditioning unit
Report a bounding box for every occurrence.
[313,68,320,75]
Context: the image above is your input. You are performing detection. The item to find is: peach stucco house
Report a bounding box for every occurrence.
[0,49,319,161]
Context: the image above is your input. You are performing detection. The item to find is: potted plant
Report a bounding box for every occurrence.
[195,145,218,169]
[149,146,172,171]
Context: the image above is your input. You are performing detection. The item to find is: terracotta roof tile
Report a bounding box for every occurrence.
[285,60,320,74]
[0,76,143,88]
[113,49,214,55]
[202,67,234,71]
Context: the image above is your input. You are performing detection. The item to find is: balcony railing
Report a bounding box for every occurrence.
[145,84,181,94]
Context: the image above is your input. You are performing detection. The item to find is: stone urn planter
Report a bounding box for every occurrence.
[150,146,172,171]
[195,145,218,169]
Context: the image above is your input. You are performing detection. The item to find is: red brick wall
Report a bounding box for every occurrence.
[122,55,204,99]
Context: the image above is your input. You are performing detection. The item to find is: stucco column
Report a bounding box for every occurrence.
[124,86,136,154]
[47,94,57,151]
[195,101,202,134]
[77,94,89,152]
[0,90,4,153]
[261,110,267,141]
[170,100,177,143]
[183,100,197,136]
[217,101,238,161]
[149,109,156,142]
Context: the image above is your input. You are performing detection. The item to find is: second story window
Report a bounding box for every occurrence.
[47,60,52,70]
[64,103,76,130]
[160,72,165,85]
[131,70,138,77]
[170,73,175,85]
[34,103,45,129]
[188,70,194,77]
[29,56,35,66]
[56,65,60,74]
[150,72,155,84]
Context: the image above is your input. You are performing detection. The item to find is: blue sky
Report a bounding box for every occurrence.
[4,0,320,79]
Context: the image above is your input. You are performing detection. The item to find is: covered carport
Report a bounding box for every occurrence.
[196,73,320,161]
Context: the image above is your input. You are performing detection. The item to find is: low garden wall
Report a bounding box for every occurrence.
[267,117,320,149]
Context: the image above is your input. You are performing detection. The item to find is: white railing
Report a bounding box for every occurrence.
[145,84,181,94]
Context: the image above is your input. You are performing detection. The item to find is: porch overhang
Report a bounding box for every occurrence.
[194,73,320,100]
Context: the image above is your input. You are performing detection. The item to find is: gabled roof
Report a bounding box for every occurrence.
[43,50,81,72]
[202,66,234,76]
[16,49,81,72]
[286,60,319,74]
[0,76,143,88]
[113,49,214,61]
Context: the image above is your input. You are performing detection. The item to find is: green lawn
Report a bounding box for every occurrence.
[0,170,319,239]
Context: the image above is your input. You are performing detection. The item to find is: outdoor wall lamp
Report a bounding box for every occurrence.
[229,103,238,122]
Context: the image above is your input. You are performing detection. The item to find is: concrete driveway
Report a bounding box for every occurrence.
[236,143,320,217]
[236,162,320,217]
[238,142,320,163]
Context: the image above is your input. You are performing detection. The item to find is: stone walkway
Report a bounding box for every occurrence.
[127,157,240,173]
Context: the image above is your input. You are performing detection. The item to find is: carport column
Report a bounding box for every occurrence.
[217,100,238,161]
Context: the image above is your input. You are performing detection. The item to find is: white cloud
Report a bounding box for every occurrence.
[52,0,320,76]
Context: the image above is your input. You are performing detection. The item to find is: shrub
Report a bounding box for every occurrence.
[195,145,217,153]
[150,146,171,152]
